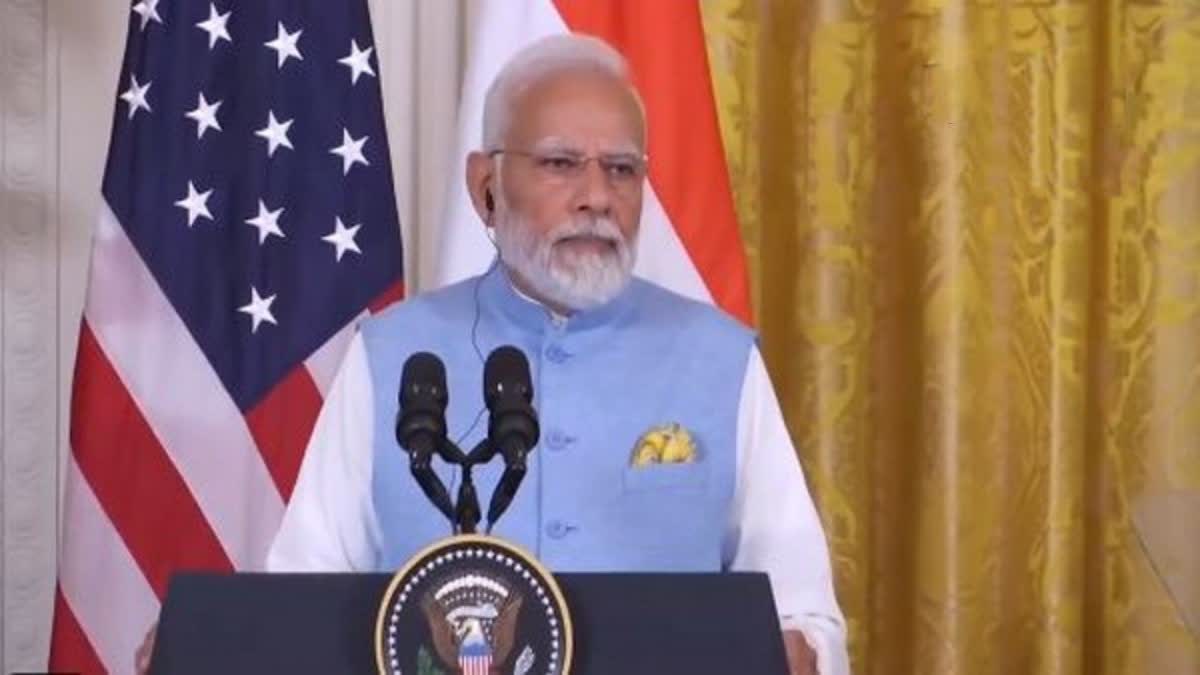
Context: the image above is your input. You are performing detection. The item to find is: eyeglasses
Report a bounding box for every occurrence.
[488,148,648,190]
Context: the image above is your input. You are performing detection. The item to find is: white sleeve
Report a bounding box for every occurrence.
[727,346,850,675]
[265,334,381,572]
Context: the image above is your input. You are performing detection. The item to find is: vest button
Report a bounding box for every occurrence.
[545,520,574,539]
[545,345,570,364]
[545,430,575,452]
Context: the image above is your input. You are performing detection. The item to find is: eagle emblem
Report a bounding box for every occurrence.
[421,574,524,675]
[375,536,570,675]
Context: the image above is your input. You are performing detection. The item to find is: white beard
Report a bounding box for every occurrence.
[494,210,637,311]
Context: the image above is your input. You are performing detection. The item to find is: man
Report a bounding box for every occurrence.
[268,34,848,674]
[135,33,847,675]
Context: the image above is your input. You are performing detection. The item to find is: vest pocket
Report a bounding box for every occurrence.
[622,462,710,493]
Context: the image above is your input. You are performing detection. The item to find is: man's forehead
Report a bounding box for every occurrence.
[529,135,641,154]
[507,69,645,149]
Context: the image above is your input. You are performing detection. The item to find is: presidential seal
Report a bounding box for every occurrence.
[375,535,573,675]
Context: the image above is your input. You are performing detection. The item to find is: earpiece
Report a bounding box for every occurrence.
[483,188,497,248]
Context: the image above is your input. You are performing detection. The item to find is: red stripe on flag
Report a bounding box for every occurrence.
[247,276,402,502]
[369,279,405,314]
[71,323,234,597]
[48,586,108,675]
[553,1,752,325]
[245,366,323,501]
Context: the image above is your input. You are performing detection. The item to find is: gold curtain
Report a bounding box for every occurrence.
[701,1,1200,673]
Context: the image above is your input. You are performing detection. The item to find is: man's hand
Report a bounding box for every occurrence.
[783,629,817,675]
[134,622,157,675]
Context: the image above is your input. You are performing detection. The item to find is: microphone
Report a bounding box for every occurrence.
[396,352,456,524]
[482,346,540,528]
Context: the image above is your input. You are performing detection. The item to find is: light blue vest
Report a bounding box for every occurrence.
[360,264,754,572]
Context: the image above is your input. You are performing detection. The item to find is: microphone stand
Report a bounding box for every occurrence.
[460,439,496,535]
[454,439,482,535]
[485,447,528,534]
[405,429,532,536]
[460,437,531,535]
[405,437,485,535]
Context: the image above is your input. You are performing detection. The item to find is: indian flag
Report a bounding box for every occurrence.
[423,0,752,325]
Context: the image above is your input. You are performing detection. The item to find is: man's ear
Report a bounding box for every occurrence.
[466,151,496,225]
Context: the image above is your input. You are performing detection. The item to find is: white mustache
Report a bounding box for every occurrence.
[493,207,636,311]
[548,217,625,248]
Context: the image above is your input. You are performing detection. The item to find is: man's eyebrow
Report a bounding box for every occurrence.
[604,141,642,155]
[528,137,642,155]
[529,137,575,153]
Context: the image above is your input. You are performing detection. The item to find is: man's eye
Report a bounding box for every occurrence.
[539,156,578,170]
[607,161,637,176]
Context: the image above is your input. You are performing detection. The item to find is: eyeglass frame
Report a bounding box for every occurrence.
[486,148,650,189]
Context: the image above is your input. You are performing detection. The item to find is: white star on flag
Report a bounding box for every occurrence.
[322,217,362,261]
[264,22,303,68]
[196,3,232,50]
[185,93,223,139]
[338,40,376,84]
[53,0,409,669]
[174,181,214,227]
[246,200,286,244]
[119,75,152,120]
[255,111,294,157]
[330,129,369,175]
[132,0,163,30]
[238,286,278,334]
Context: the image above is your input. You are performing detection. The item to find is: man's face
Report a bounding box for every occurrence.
[489,69,646,311]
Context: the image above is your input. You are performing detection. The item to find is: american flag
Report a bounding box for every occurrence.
[48,1,403,671]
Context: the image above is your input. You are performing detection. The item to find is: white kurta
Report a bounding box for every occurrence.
[269,335,849,675]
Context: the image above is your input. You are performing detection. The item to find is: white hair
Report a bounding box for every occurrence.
[481,34,645,150]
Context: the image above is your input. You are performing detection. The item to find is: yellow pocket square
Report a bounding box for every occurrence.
[631,423,697,466]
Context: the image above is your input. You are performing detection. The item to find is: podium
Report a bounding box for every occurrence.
[150,571,791,674]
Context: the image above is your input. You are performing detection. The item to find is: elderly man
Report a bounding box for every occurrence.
[264,34,847,675]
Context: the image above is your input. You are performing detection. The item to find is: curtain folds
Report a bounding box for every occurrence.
[701,2,1200,673]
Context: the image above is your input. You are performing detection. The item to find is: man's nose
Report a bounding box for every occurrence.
[574,158,614,215]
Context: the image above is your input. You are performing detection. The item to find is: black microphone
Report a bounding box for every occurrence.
[396,352,455,524]
[483,346,540,528]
